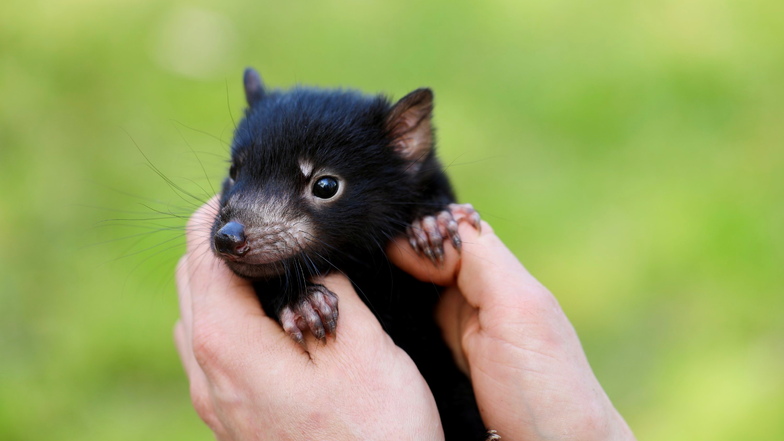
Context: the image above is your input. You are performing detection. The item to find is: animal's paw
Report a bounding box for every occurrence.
[406,203,481,265]
[279,284,339,345]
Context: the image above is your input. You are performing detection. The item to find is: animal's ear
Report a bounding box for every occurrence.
[243,67,265,106]
[385,88,434,167]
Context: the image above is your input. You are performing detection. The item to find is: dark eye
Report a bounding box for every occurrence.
[229,164,238,180]
[312,176,339,199]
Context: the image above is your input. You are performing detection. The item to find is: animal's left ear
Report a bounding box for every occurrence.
[243,67,265,107]
[385,88,434,169]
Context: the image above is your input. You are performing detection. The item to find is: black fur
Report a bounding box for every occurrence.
[212,71,486,440]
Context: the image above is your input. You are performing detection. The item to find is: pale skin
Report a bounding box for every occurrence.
[175,200,636,440]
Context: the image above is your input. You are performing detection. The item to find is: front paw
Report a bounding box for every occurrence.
[406,203,481,265]
[278,284,339,344]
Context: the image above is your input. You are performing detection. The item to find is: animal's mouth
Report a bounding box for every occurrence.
[221,258,288,279]
[219,252,246,263]
[210,205,318,280]
[217,236,299,265]
[210,227,293,277]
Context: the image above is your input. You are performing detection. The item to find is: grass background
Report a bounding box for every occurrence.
[1,0,782,439]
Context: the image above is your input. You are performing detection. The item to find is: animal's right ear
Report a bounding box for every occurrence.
[385,88,434,170]
[243,67,265,106]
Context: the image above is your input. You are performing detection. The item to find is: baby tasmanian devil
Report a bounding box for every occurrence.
[211,68,486,440]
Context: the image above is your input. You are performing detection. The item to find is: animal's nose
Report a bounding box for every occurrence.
[214,221,249,256]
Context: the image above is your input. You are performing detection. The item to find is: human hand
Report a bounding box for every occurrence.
[174,200,444,441]
[388,221,636,441]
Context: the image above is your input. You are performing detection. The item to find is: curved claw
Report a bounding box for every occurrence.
[448,203,482,233]
[309,284,339,336]
[406,203,481,265]
[278,284,340,345]
[486,429,501,440]
[280,308,305,345]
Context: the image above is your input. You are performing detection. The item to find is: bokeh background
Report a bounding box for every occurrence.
[1,0,782,439]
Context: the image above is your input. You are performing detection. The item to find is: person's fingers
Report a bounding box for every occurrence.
[174,249,226,433]
[173,319,196,378]
[433,286,471,374]
[389,219,546,309]
[386,221,491,286]
[184,198,263,322]
[453,223,549,312]
[174,320,225,434]
[386,220,499,287]
[182,198,294,381]
[175,255,194,349]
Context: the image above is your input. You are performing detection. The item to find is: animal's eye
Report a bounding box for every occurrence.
[229,164,238,180]
[312,176,339,199]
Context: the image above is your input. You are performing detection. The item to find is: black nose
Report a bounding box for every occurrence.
[214,221,249,256]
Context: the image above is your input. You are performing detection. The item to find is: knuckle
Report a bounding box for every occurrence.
[189,381,213,421]
[569,402,614,440]
[191,321,228,371]
[524,286,561,312]
[510,289,562,323]
[189,382,226,434]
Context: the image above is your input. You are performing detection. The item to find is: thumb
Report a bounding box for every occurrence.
[388,220,548,312]
[385,221,495,286]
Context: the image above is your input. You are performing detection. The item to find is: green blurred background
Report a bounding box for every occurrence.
[1,0,782,439]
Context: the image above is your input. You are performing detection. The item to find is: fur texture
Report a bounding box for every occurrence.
[211,69,485,440]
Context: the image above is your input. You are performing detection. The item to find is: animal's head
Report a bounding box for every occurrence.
[211,68,436,279]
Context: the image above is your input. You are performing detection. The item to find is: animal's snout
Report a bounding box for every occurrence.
[214,221,249,257]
